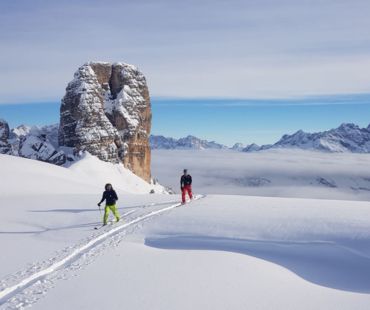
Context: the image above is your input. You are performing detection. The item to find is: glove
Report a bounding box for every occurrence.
[97,203,101,207]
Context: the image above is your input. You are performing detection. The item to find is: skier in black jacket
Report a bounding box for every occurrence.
[98,183,120,225]
[180,169,193,204]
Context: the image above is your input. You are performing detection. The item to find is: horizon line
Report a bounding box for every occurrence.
[1,92,370,106]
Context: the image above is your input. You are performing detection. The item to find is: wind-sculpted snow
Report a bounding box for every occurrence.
[0,153,170,308]
[1,154,370,309]
[0,198,204,308]
[0,152,164,197]
[144,195,370,293]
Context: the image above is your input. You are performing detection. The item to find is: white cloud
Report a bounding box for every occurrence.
[0,0,370,103]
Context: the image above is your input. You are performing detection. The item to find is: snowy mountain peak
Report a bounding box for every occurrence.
[244,123,370,153]
[242,143,260,152]
[11,124,32,138]
[337,123,361,132]
[150,135,227,150]
[231,143,245,151]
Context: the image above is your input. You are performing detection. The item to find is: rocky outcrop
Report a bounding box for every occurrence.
[0,119,12,154]
[0,120,67,165]
[17,126,67,165]
[59,62,152,182]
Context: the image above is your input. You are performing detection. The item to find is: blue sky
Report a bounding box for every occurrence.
[0,0,369,144]
[1,95,369,145]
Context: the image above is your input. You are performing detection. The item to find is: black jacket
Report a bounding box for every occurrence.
[180,175,192,188]
[99,190,118,206]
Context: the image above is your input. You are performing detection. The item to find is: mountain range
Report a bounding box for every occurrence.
[150,135,228,150]
[2,122,370,168]
[151,123,370,153]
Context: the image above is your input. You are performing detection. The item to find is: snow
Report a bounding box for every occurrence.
[101,62,147,133]
[144,195,370,293]
[1,151,370,309]
[258,123,370,153]
[150,134,227,150]
[67,153,165,194]
[0,153,163,197]
[32,196,370,309]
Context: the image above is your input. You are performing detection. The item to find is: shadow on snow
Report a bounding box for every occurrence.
[145,235,370,294]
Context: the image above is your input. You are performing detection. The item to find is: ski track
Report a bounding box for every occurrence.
[0,196,204,309]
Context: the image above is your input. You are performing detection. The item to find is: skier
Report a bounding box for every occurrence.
[97,183,120,226]
[180,169,193,204]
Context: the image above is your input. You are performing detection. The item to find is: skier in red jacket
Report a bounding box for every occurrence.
[180,169,193,204]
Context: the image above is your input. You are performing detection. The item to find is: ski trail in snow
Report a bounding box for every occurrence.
[0,195,205,307]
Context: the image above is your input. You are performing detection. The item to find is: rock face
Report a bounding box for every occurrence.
[150,135,227,150]
[0,119,12,154]
[17,126,67,165]
[0,120,67,165]
[59,62,152,182]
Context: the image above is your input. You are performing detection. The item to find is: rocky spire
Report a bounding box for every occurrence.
[0,119,11,154]
[59,62,152,182]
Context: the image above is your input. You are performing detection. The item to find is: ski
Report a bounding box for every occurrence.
[94,220,117,230]
[181,194,205,205]
[93,209,136,230]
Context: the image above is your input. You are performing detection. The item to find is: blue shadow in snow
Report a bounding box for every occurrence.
[28,201,178,214]
[145,235,370,294]
[0,222,100,235]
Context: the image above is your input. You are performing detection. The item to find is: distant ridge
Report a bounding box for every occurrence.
[246,123,370,153]
[151,123,370,153]
[150,135,227,150]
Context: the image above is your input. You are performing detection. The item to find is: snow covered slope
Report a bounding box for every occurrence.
[21,196,370,310]
[1,153,370,309]
[0,153,164,196]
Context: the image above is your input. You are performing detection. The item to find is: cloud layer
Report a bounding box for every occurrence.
[1,0,370,103]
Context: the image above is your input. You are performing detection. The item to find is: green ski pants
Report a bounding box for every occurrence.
[103,204,120,225]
